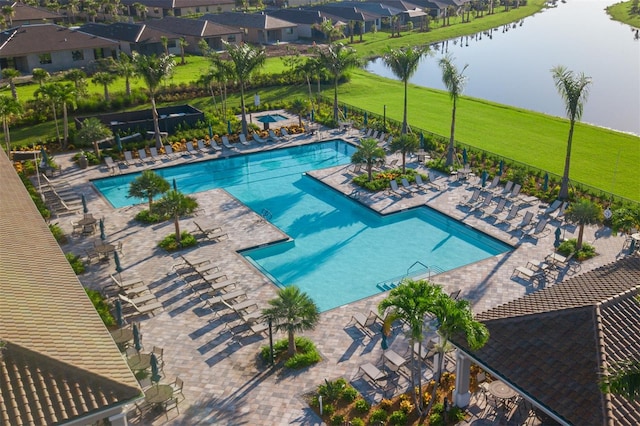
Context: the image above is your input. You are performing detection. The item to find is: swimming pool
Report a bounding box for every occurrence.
[94,140,511,311]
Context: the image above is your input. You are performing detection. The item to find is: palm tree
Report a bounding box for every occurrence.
[154,189,198,246]
[0,95,22,158]
[564,198,603,251]
[610,206,640,236]
[128,170,170,210]
[114,53,137,97]
[224,42,266,136]
[131,2,147,19]
[378,279,444,414]
[262,286,320,357]
[178,37,188,65]
[76,117,112,158]
[66,0,80,23]
[65,68,88,101]
[551,66,592,200]
[1,5,14,27]
[132,52,175,149]
[390,133,419,173]
[35,83,62,144]
[313,20,343,42]
[424,293,490,416]
[160,36,169,55]
[439,54,469,167]
[289,98,309,127]
[382,46,428,134]
[32,68,50,87]
[2,68,20,100]
[55,83,77,148]
[315,43,361,123]
[91,71,116,102]
[351,138,385,181]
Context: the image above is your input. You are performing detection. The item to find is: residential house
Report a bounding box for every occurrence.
[200,12,298,44]
[266,9,324,39]
[121,0,236,19]
[309,4,379,34]
[0,1,63,26]
[80,22,179,56]
[0,23,119,73]
[0,149,143,425]
[451,256,640,425]
[143,16,242,52]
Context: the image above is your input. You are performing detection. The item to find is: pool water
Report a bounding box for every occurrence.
[94,140,511,311]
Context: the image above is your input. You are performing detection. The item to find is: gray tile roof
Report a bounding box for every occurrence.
[0,150,141,425]
[200,12,297,30]
[80,22,175,44]
[144,16,240,37]
[453,256,640,425]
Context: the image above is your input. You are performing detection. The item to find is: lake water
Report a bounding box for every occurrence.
[365,0,640,135]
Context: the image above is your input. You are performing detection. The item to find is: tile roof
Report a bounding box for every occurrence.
[0,150,141,425]
[144,16,240,37]
[267,9,324,26]
[0,1,62,22]
[80,22,176,44]
[0,24,118,57]
[453,256,640,425]
[200,12,297,30]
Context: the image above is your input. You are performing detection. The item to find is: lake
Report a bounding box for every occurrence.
[365,0,640,135]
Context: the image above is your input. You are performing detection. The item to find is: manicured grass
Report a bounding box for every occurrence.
[607,1,640,27]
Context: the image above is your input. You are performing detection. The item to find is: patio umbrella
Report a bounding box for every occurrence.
[40,147,49,169]
[498,160,504,176]
[115,299,124,328]
[420,132,425,149]
[363,111,368,125]
[343,105,348,118]
[172,178,178,191]
[462,148,468,165]
[81,194,88,214]
[150,353,161,383]
[554,227,562,248]
[310,109,315,122]
[208,123,213,139]
[227,120,232,135]
[99,218,106,241]
[481,170,488,187]
[543,173,549,191]
[381,333,388,351]
[114,250,123,273]
[133,323,141,352]
[115,133,122,152]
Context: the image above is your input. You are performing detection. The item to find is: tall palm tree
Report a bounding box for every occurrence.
[379,279,444,414]
[178,37,188,65]
[289,98,309,127]
[1,5,14,27]
[262,286,320,357]
[35,83,62,144]
[2,68,20,100]
[564,198,603,251]
[439,54,469,167]
[128,170,170,210]
[313,20,343,42]
[351,138,385,181]
[131,2,147,19]
[76,117,111,158]
[32,68,50,87]
[160,36,169,55]
[115,53,137,97]
[390,133,419,173]
[54,82,76,148]
[91,71,116,102]
[65,68,88,101]
[551,66,592,200]
[0,95,22,158]
[424,294,489,416]
[224,42,266,136]
[154,189,198,246]
[315,43,361,123]
[382,46,428,134]
[132,52,175,149]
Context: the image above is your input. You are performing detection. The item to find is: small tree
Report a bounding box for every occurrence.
[351,138,385,181]
[91,71,116,102]
[389,133,419,173]
[289,98,309,127]
[2,68,20,100]
[315,43,361,123]
[154,190,198,246]
[128,170,170,210]
[564,198,603,251]
[262,286,320,357]
[161,36,169,55]
[0,95,22,158]
[179,37,188,65]
[439,54,469,167]
[65,68,88,101]
[115,53,137,97]
[35,83,62,144]
[76,117,111,158]
[32,68,50,87]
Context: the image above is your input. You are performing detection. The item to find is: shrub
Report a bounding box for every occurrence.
[341,385,359,402]
[65,252,85,275]
[389,410,408,425]
[158,231,197,251]
[379,398,393,410]
[49,223,68,244]
[350,418,365,426]
[557,238,597,260]
[330,414,345,425]
[135,209,168,223]
[85,288,115,327]
[260,336,321,369]
[429,412,444,426]
[319,378,346,402]
[448,406,466,422]
[354,398,370,413]
[431,402,445,414]
[369,408,388,424]
[284,349,321,369]
[399,399,413,414]
[322,403,335,417]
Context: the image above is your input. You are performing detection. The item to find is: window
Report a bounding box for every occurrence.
[285,28,293,35]
[38,53,52,64]
[227,35,236,42]
[93,48,104,59]
[71,50,84,61]
[168,40,176,48]
[195,7,200,12]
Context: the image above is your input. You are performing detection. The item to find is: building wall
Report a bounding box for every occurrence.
[17,47,116,73]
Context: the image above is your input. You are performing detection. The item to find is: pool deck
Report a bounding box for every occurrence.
[51,120,628,425]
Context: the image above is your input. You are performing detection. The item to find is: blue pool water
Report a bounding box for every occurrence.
[94,141,511,311]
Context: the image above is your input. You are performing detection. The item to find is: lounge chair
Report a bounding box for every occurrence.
[543,199,563,216]
[349,311,381,336]
[222,136,236,150]
[460,188,481,208]
[383,158,399,170]
[426,172,444,191]
[389,179,406,196]
[496,180,514,195]
[507,183,522,199]
[484,176,500,191]
[252,132,268,144]
[185,142,199,155]
[551,202,569,221]
[202,290,247,310]
[545,251,574,270]
[209,139,222,151]
[119,294,163,317]
[371,130,379,140]
[123,150,137,165]
[268,130,282,143]
[358,362,387,385]
[410,340,438,365]
[138,149,153,164]
[164,144,178,159]
[401,178,418,195]
[513,211,534,231]
[483,197,506,217]
[104,156,119,174]
[512,265,545,281]
[521,217,550,239]
[280,128,291,138]
[471,193,493,211]
[149,147,162,162]
[494,202,519,222]
[193,220,222,235]
[109,274,147,294]
[197,140,209,153]
[239,134,251,146]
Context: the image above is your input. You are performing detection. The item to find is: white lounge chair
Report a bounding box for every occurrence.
[349,311,381,336]
[239,134,251,146]
[268,130,282,143]
[104,156,119,174]
[512,265,545,281]
[401,178,418,195]
[123,150,137,165]
[389,179,405,196]
[460,188,481,208]
[221,136,236,150]
[185,142,199,155]
[209,139,222,151]
[149,147,162,162]
[197,140,209,153]
[252,132,268,144]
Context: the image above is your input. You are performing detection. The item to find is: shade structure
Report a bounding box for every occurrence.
[115,133,122,152]
[498,160,504,176]
[462,148,468,164]
[363,111,368,125]
[115,299,124,328]
[150,353,161,383]
[172,178,178,191]
[554,227,562,248]
[99,218,106,240]
[39,147,49,168]
[114,250,123,273]
[381,333,388,351]
[208,123,213,139]
[256,115,282,130]
[481,170,488,187]
[133,323,141,352]
[227,120,232,135]
[81,194,88,214]
[543,173,549,191]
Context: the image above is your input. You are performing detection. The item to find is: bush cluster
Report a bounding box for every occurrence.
[65,252,85,275]
[85,288,115,327]
[158,231,197,251]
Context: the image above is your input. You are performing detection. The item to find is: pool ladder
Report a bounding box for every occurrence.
[375,261,444,291]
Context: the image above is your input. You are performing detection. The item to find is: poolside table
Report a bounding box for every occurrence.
[127,353,151,371]
[110,328,133,345]
[144,384,173,405]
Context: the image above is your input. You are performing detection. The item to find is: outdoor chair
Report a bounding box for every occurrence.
[496,180,513,195]
[196,140,209,153]
[163,144,178,159]
[149,147,161,161]
[495,203,521,223]
[550,201,569,221]
[521,217,550,239]
[252,132,268,143]
[138,149,153,164]
[471,193,494,212]
[512,265,545,282]
[268,130,282,143]
[152,346,165,373]
[209,139,222,151]
[388,179,406,196]
[185,142,199,155]
[239,134,251,146]
[460,188,481,208]
[401,178,419,195]
[123,151,137,165]
[164,397,180,420]
[507,183,522,199]
[543,199,562,216]
[222,136,236,150]
[280,128,291,138]
[349,311,381,336]
[104,157,119,174]
[119,294,163,317]
[426,172,445,191]
[358,362,387,386]
[484,197,507,218]
[513,211,534,231]
[484,176,500,191]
